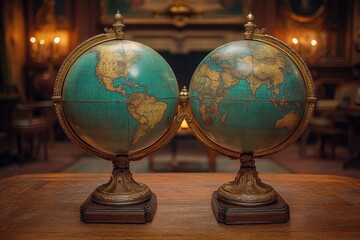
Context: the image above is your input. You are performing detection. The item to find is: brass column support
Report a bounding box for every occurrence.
[91,156,152,206]
[214,153,277,206]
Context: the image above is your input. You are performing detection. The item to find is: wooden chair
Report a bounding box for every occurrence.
[300,81,360,158]
[300,114,346,158]
[11,101,54,164]
[0,93,20,157]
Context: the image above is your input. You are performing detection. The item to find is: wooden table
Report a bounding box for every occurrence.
[0,173,360,239]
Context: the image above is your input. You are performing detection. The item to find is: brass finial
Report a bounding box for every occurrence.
[179,86,189,103]
[247,12,254,22]
[113,10,125,39]
[244,12,257,40]
[105,10,125,39]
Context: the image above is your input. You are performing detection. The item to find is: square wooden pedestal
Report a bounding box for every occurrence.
[211,192,289,224]
[80,193,157,223]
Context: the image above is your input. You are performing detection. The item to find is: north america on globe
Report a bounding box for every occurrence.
[93,43,167,145]
[62,40,178,154]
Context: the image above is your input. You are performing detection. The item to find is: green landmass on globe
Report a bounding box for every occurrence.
[189,40,307,154]
[62,40,179,155]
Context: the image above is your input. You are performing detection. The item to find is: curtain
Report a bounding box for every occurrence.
[1,0,26,101]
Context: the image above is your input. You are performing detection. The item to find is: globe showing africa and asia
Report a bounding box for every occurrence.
[189,40,310,156]
[60,40,179,156]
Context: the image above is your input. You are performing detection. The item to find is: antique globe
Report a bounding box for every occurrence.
[186,13,316,224]
[52,12,181,223]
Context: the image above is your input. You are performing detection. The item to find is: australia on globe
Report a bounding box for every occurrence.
[61,40,179,156]
[189,40,309,155]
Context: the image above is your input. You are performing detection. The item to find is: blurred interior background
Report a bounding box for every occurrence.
[1,0,360,178]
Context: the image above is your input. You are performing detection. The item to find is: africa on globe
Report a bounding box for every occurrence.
[189,24,315,157]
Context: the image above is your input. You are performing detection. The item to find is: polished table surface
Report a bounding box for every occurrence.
[0,173,360,239]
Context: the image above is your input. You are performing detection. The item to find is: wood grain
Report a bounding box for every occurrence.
[0,173,360,239]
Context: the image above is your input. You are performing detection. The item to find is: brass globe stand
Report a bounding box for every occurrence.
[80,157,157,223]
[211,154,289,225]
[214,153,277,206]
[91,158,152,206]
[53,11,183,223]
[186,13,315,224]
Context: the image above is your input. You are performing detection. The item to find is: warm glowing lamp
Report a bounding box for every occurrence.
[311,39,317,46]
[180,119,189,129]
[54,37,61,44]
[292,38,299,45]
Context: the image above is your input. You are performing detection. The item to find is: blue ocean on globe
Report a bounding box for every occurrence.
[190,40,307,154]
[62,40,179,155]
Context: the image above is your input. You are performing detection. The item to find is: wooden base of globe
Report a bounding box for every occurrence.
[211,192,289,224]
[211,153,289,224]
[80,158,157,223]
[80,193,157,223]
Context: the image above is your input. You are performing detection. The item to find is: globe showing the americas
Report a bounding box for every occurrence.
[189,40,308,155]
[61,40,179,156]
